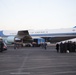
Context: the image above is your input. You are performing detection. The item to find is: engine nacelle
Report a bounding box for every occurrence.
[6,36,15,43]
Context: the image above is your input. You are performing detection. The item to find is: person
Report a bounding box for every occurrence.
[41,42,44,48]
[44,42,47,50]
[60,42,63,53]
[0,39,4,52]
[14,42,17,49]
[56,43,59,52]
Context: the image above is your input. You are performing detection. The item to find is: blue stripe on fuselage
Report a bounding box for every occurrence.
[30,33,76,37]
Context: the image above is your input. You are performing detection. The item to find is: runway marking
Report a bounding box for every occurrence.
[17,53,29,74]
[0,64,76,73]
[10,71,76,75]
[22,65,76,70]
[10,72,30,75]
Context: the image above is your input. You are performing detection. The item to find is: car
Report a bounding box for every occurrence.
[3,42,7,50]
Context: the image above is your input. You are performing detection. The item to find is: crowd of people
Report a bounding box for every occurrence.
[56,41,76,53]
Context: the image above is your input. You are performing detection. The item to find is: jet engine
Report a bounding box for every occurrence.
[6,36,15,43]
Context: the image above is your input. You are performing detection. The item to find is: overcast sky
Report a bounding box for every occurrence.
[0,0,76,30]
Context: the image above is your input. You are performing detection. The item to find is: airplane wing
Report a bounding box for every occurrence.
[45,36,76,43]
[40,32,76,43]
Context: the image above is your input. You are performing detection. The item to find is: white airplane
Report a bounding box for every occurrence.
[0,27,76,44]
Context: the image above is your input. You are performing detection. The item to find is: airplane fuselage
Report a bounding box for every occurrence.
[0,28,76,43]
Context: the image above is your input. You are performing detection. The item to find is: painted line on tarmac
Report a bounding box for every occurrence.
[17,54,29,73]
[25,65,76,70]
[10,72,30,75]
[10,71,76,75]
[0,64,75,73]
[0,69,19,73]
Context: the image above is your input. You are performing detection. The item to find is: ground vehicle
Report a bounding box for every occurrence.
[32,38,45,47]
[25,43,32,47]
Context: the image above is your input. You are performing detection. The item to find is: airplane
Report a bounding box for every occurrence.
[0,27,76,44]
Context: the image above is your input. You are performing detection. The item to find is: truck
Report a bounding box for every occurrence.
[32,38,45,47]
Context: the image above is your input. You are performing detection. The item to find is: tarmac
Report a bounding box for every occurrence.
[0,46,76,75]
